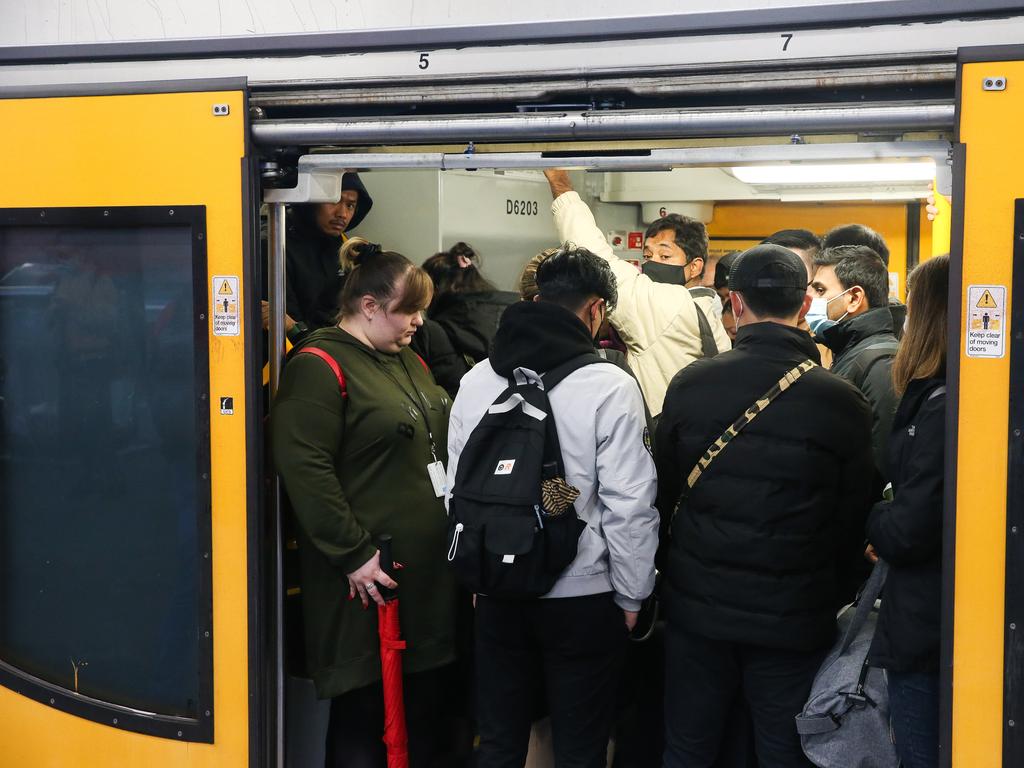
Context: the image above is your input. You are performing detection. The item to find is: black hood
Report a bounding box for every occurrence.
[342,172,373,231]
[288,172,374,238]
[490,301,596,378]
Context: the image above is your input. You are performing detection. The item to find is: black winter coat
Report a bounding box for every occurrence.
[429,290,518,365]
[820,308,900,480]
[655,322,876,652]
[409,319,470,399]
[868,377,946,673]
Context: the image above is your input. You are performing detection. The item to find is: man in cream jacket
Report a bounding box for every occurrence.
[544,169,731,417]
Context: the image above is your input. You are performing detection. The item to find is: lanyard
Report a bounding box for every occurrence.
[378,354,440,461]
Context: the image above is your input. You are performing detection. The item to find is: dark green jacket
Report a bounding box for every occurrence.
[271,327,456,699]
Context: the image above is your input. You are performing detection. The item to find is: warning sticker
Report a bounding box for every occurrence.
[966,284,1006,358]
[212,276,240,336]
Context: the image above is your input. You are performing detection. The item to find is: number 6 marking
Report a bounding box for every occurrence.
[781,33,793,52]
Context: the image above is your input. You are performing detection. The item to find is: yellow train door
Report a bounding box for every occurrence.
[0,83,259,767]
[950,45,1024,768]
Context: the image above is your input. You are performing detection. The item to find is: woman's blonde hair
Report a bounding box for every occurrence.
[518,248,561,301]
[336,239,433,320]
[339,236,366,273]
[892,254,950,395]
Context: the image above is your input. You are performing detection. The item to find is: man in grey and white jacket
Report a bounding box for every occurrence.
[447,245,658,768]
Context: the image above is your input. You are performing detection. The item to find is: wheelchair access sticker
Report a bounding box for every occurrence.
[966,285,1005,359]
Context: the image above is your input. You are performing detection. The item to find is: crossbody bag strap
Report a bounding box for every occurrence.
[686,359,816,489]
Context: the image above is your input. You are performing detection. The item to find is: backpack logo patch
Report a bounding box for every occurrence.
[494,459,516,475]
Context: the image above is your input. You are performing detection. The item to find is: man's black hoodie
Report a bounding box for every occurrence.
[282,172,374,330]
[489,301,596,377]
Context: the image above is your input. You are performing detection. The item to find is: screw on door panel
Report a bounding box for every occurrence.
[983,77,1007,91]
[212,103,231,116]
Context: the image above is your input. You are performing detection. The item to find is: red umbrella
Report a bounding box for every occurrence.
[376,535,409,768]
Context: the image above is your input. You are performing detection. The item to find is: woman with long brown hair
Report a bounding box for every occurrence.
[866,254,950,768]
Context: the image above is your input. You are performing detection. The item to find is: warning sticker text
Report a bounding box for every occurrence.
[966,284,1006,359]
[213,275,240,336]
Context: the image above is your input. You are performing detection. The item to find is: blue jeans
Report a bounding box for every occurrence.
[887,670,939,768]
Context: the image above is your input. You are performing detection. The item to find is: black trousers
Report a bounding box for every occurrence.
[475,592,629,768]
[663,625,826,768]
[324,666,453,768]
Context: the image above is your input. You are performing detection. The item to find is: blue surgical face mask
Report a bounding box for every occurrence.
[806,288,854,334]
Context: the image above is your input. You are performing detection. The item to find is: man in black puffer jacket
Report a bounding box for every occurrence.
[656,245,875,768]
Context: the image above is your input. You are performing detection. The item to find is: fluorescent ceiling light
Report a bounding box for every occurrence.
[731,161,937,185]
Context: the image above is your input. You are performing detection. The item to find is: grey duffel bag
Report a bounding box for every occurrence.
[796,560,899,768]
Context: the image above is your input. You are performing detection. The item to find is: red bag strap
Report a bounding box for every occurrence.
[296,347,347,399]
[414,353,429,373]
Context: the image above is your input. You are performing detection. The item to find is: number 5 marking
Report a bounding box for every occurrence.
[418,53,430,70]
[781,33,793,52]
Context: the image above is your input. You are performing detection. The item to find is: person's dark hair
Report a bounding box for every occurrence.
[337,240,433,320]
[644,214,709,276]
[892,255,949,395]
[730,245,807,319]
[714,251,741,290]
[762,229,822,255]
[822,223,890,265]
[536,243,618,312]
[421,242,495,298]
[813,245,890,309]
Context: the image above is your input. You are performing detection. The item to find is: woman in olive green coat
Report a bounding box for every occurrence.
[272,241,457,768]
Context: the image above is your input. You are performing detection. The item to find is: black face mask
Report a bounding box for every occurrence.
[641,260,688,286]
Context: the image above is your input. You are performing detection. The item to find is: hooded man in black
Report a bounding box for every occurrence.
[656,245,874,768]
[263,172,374,341]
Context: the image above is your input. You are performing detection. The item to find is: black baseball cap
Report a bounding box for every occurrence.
[714,251,741,290]
[728,244,809,291]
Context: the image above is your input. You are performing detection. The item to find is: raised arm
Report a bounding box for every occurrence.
[544,169,693,352]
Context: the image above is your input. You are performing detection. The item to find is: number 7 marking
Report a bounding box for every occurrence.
[781,33,793,51]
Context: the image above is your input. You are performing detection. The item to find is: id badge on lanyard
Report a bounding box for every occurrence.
[396,356,447,497]
[427,459,447,498]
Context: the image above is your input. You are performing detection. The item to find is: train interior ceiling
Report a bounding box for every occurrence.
[277,133,951,299]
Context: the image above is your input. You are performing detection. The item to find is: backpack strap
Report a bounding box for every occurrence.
[689,287,720,359]
[295,347,347,399]
[540,352,615,391]
[687,359,815,489]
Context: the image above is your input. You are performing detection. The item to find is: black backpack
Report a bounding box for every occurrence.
[446,353,611,598]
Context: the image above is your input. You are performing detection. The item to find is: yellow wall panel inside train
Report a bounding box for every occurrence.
[707,200,923,298]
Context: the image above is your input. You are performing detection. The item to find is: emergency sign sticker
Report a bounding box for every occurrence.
[966,285,1006,359]
[212,276,240,336]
